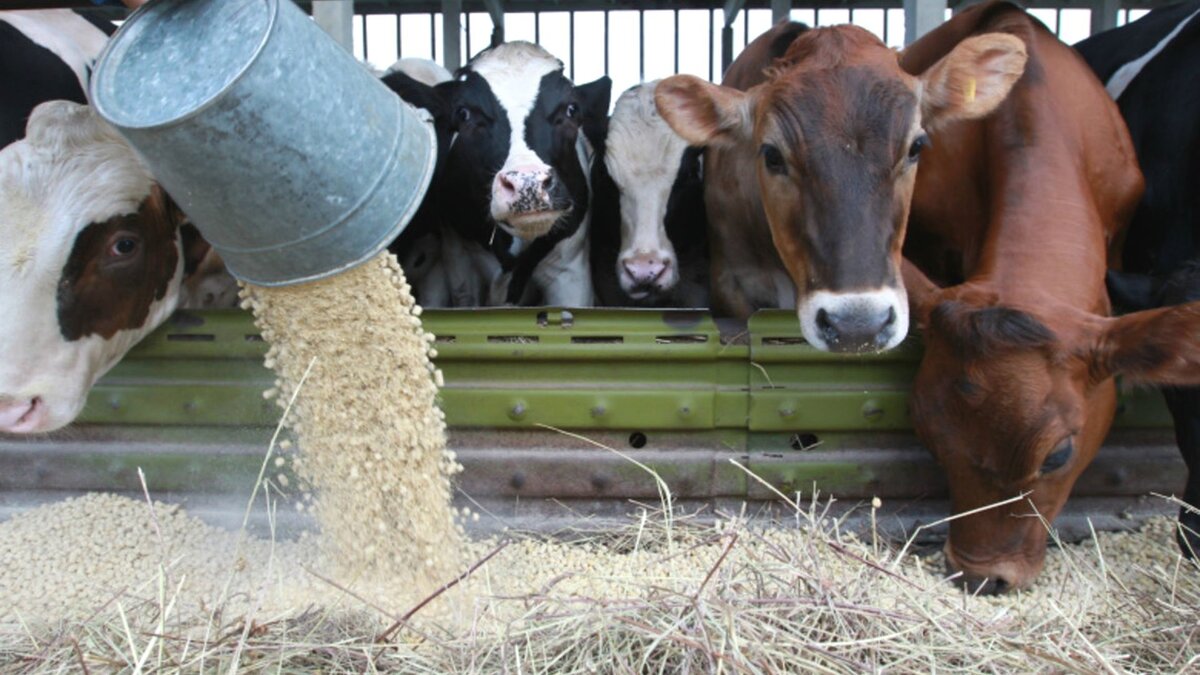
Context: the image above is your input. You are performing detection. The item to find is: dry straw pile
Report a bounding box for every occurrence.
[2,250,1198,672]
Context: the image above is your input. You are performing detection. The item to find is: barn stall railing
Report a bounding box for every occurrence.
[1,308,1182,538]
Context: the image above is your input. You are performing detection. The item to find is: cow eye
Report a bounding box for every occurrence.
[455,106,471,123]
[1040,438,1073,474]
[109,236,140,257]
[907,134,930,162]
[760,144,787,175]
[565,103,579,119]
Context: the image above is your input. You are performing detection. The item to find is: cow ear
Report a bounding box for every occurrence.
[575,76,613,150]
[902,258,945,328]
[382,70,446,118]
[1086,301,1200,385]
[654,74,752,148]
[1106,270,1161,312]
[918,33,1027,130]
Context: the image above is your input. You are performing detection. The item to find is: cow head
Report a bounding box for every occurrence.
[0,101,203,434]
[604,81,698,301]
[656,27,1026,352]
[905,261,1200,592]
[436,42,610,243]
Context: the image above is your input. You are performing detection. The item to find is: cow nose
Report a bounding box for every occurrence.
[815,305,897,352]
[622,254,669,286]
[495,166,555,207]
[0,396,46,434]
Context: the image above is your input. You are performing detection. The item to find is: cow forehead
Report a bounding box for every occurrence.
[469,42,563,128]
[605,82,690,183]
[0,105,153,276]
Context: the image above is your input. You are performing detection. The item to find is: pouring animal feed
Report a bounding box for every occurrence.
[242,251,464,590]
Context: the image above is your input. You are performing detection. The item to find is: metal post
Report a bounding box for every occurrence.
[1091,0,1120,34]
[903,0,946,44]
[312,0,354,53]
[442,0,463,72]
[721,0,747,76]
[771,0,791,24]
[483,0,505,46]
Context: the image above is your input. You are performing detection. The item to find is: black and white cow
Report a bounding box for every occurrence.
[590,81,708,307]
[0,9,113,148]
[1076,2,1200,558]
[394,42,611,307]
[0,101,210,434]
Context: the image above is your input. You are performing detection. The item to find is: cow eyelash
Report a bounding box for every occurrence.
[1039,437,1074,474]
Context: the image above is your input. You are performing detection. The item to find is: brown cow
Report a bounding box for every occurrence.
[901,1,1200,592]
[698,20,808,320]
[656,17,1026,353]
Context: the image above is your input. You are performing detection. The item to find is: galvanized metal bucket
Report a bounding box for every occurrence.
[89,0,436,286]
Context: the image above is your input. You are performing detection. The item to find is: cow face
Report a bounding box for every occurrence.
[438,42,610,243]
[656,27,1026,352]
[905,263,1200,592]
[604,82,694,300]
[0,101,198,434]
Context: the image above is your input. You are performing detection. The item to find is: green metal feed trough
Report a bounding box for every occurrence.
[0,308,1183,536]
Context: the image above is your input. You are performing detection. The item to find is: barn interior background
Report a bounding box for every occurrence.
[0,0,1180,542]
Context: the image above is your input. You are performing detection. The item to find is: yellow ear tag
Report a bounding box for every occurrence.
[965,77,977,104]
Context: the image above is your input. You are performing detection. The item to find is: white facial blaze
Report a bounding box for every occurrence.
[0,101,182,433]
[0,10,109,92]
[605,82,690,295]
[470,42,564,240]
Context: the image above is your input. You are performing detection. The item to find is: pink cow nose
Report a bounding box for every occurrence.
[0,397,46,434]
[495,166,555,210]
[622,254,669,286]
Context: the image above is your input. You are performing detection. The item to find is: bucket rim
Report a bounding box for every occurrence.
[89,0,278,131]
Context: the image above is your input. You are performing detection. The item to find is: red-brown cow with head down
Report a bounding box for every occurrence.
[655,17,1026,352]
[900,1,1200,593]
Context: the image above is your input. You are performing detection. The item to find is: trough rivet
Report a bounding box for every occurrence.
[678,405,692,418]
[591,405,607,418]
[862,400,884,421]
[509,402,527,420]
[779,406,796,419]
[108,398,121,411]
[510,471,526,490]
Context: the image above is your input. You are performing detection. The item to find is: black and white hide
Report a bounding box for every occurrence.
[590,81,709,307]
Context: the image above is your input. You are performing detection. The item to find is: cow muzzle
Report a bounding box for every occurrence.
[492,165,564,239]
[0,396,48,434]
[798,288,908,353]
[619,249,677,299]
[944,544,1040,595]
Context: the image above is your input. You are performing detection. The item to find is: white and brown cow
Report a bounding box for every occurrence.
[0,101,208,434]
[591,81,709,308]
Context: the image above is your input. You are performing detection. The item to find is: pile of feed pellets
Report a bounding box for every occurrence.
[1,251,1196,672]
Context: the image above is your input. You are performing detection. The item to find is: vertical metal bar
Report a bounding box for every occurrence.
[1092,0,1120,33]
[465,11,471,60]
[771,0,791,24]
[360,14,368,62]
[1055,7,1063,36]
[709,7,715,81]
[814,7,820,26]
[639,9,645,82]
[396,13,402,59]
[535,11,540,44]
[312,0,354,53]
[743,9,748,46]
[883,8,889,44]
[604,10,610,75]
[430,12,436,61]
[721,25,733,74]
[849,8,855,26]
[570,10,576,80]
[674,9,680,74]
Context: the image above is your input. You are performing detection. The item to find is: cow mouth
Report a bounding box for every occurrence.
[502,210,564,239]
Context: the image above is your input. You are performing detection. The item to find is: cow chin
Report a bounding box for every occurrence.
[943,540,1046,595]
[499,211,563,240]
[797,287,909,354]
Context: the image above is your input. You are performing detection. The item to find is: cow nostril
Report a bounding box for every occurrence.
[816,308,834,333]
[498,173,517,194]
[882,306,897,329]
[541,173,555,191]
